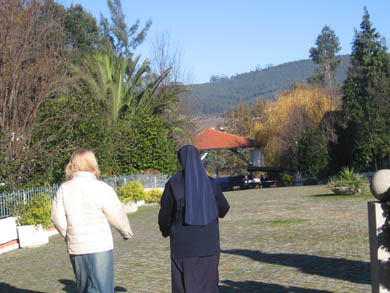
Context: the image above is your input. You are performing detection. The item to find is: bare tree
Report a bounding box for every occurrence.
[0,0,68,186]
[149,31,193,85]
[148,30,196,143]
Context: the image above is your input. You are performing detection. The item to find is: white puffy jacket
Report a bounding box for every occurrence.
[51,171,133,255]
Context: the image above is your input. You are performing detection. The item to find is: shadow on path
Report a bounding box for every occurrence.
[222,249,370,284]
[58,280,76,293]
[219,279,333,292]
[58,279,127,292]
[0,282,46,293]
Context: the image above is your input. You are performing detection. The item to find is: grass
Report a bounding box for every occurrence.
[0,185,374,292]
[268,218,309,226]
[310,191,373,200]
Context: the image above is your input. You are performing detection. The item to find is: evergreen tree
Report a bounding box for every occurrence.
[99,0,151,57]
[341,7,390,171]
[309,25,341,93]
[296,128,329,178]
[64,4,100,58]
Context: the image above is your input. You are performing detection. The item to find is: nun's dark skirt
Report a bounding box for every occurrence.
[171,254,220,293]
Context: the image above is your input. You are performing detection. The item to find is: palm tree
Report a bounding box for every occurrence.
[75,52,149,122]
[75,50,191,143]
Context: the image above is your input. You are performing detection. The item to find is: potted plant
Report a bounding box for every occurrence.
[117,181,146,213]
[9,193,53,248]
[328,167,367,195]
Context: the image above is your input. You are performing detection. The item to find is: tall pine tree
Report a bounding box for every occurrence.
[341,7,390,171]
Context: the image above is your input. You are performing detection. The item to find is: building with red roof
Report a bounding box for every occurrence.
[192,128,255,151]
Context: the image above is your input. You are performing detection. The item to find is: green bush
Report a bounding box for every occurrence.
[9,193,53,229]
[144,189,163,203]
[328,167,367,194]
[114,114,179,175]
[117,181,146,203]
[0,183,12,194]
[281,174,294,186]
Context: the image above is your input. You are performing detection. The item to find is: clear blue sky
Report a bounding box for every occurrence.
[63,0,390,84]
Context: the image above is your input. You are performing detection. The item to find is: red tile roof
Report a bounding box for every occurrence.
[192,128,254,150]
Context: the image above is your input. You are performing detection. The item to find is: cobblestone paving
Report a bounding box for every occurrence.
[0,185,373,292]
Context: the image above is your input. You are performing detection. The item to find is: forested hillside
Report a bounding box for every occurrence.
[189,55,350,116]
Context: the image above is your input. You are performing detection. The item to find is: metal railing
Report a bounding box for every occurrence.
[101,174,168,191]
[0,174,169,219]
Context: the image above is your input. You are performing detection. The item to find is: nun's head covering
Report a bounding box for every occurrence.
[178,145,218,226]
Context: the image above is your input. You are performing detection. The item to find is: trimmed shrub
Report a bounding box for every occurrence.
[118,181,146,203]
[145,189,163,203]
[281,174,294,186]
[9,193,53,229]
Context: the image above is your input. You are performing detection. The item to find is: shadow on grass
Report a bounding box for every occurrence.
[58,279,127,292]
[222,249,370,284]
[219,279,333,292]
[310,193,339,197]
[309,192,373,199]
[0,282,46,293]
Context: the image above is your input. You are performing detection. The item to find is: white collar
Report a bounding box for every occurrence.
[72,171,97,180]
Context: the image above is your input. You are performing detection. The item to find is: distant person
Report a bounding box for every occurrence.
[242,175,249,189]
[51,149,133,293]
[158,145,230,293]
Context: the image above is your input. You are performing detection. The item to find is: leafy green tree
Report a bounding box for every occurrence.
[309,25,341,92]
[296,128,329,178]
[30,93,111,184]
[64,4,100,58]
[328,121,358,173]
[31,82,185,183]
[341,7,390,171]
[41,1,100,60]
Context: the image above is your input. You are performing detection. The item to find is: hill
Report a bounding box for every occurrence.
[189,55,350,116]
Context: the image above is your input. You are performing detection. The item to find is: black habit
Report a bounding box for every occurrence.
[158,145,230,293]
[158,171,230,258]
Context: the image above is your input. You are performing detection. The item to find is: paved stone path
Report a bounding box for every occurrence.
[0,185,372,292]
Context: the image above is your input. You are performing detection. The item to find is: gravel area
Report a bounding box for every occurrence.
[0,185,373,292]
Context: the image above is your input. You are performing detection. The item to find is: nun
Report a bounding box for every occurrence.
[158,145,230,293]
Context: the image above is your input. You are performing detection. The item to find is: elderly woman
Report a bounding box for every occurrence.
[158,145,230,293]
[51,149,132,293]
